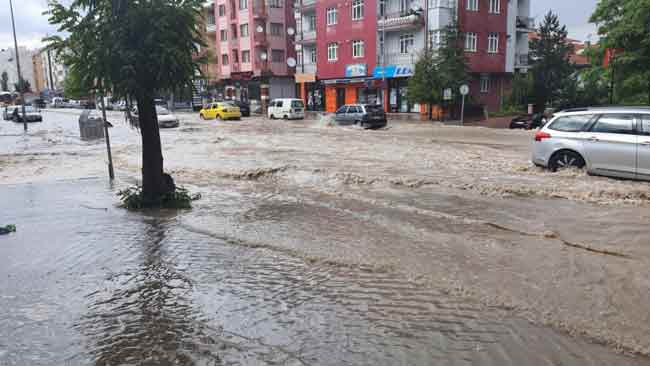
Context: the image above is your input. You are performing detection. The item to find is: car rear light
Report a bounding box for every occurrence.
[535,131,552,142]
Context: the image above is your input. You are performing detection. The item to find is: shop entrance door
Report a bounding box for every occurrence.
[336,88,346,109]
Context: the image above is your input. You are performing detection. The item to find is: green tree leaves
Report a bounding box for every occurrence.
[530,11,574,112]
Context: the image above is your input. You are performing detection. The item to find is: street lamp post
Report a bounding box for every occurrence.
[9,0,27,132]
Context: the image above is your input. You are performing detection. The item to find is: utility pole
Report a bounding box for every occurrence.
[46,49,55,92]
[300,0,304,74]
[9,0,27,132]
[424,0,429,54]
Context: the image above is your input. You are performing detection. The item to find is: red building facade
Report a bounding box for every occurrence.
[315,0,379,112]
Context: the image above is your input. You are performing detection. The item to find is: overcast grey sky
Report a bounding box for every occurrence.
[0,0,600,51]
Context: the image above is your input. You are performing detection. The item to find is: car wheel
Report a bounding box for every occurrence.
[549,150,585,172]
[199,114,205,120]
[216,115,222,121]
[269,114,275,120]
[283,115,289,120]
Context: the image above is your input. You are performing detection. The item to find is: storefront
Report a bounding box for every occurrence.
[373,65,420,113]
[295,73,325,111]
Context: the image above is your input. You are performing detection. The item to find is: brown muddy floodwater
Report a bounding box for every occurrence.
[0,179,646,366]
[1,110,650,365]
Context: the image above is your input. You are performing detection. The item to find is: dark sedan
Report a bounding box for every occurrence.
[228,101,250,117]
[334,104,387,129]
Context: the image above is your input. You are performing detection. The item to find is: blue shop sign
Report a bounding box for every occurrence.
[345,64,367,77]
[373,65,414,78]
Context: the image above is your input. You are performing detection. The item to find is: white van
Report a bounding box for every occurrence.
[268,98,305,120]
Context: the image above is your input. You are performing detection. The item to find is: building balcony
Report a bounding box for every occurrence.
[377,10,425,31]
[206,23,217,33]
[298,30,316,44]
[515,53,530,68]
[252,0,268,19]
[254,32,268,47]
[294,0,316,10]
[296,63,316,74]
[516,16,535,32]
[379,52,418,68]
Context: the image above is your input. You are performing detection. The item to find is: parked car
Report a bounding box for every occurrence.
[51,97,70,108]
[130,106,180,128]
[532,106,650,180]
[509,113,547,130]
[32,99,47,109]
[228,100,250,117]
[199,102,241,121]
[334,104,387,129]
[10,106,43,123]
[3,105,19,120]
[268,98,305,120]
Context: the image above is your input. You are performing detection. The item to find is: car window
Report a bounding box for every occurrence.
[640,115,650,135]
[365,105,383,114]
[548,115,594,132]
[291,100,304,108]
[277,101,284,108]
[591,114,636,134]
[347,106,359,114]
[336,106,347,114]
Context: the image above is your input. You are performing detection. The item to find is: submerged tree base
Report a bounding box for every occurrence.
[118,186,201,210]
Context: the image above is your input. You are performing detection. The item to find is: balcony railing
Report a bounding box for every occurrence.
[299,30,316,43]
[206,23,217,33]
[294,0,316,9]
[377,10,425,31]
[427,0,456,8]
[516,16,535,31]
[515,53,530,67]
[296,63,316,74]
[254,32,268,47]
[378,52,418,67]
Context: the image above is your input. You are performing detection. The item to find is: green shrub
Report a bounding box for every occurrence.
[117,186,201,210]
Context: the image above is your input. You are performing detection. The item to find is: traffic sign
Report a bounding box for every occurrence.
[459,84,469,96]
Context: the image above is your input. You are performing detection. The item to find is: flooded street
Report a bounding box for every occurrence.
[1,110,650,365]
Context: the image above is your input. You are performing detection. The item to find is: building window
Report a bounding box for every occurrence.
[352,40,364,58]
[222,54,229,65]
[326,8,337,26]
[352,0,364,21]
[379,0,386,16]
[268,0,281,8]
[327,42,338,61]
[465,32,477,52]
[399,34,414,54]
[429,30,441,49]
[489,0,500,13]
[271,49,285,63]
[307,15,317,31]
[310,49,317,63]
[240,23,249,37]
[379,33,384,56]
[466,0,478,11]
[488,33,499,53]
[480,75,491,93]
[220,30,228,41]
[239,0,247,10]
[231,24,238,39]
[270,23,283,36]
[232,49,239,63]
[218,4,226,16]
[242,50,250,63]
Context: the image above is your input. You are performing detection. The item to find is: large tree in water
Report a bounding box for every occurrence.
[46,0,204,204]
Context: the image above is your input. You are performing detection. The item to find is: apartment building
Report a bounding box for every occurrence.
[294,0,533,113]
[213,0,297,101]
[200,1,220,85]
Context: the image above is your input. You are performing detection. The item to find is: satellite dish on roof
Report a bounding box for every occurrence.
[256,25,264,33]
[287,57,296,67]
[287,27,295,36]
[260,52,268,60]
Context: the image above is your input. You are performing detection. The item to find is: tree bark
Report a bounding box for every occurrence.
[136,91,175,204]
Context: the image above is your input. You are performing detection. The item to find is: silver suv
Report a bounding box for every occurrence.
[532,107,650,180]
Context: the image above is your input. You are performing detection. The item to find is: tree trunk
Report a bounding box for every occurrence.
[136,91,175,204]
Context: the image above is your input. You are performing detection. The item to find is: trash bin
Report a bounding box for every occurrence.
[78,110,105,140]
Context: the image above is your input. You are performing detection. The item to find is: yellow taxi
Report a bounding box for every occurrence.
[199,102,242,121]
